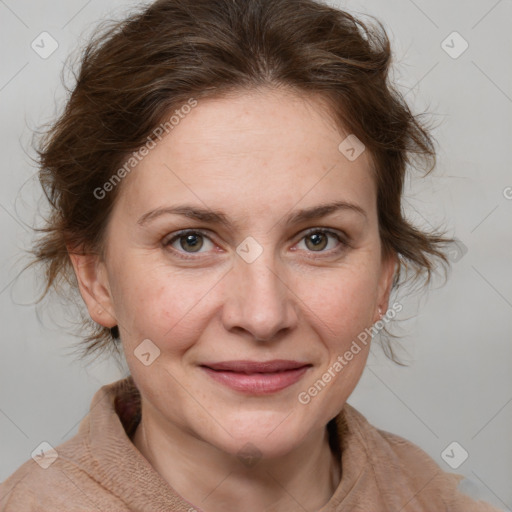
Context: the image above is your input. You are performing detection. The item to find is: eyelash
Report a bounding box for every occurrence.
[163,228,350,260]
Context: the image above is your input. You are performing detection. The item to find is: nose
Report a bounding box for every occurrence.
[221,251,298,342]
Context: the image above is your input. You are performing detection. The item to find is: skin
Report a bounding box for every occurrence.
[69,87,397,512]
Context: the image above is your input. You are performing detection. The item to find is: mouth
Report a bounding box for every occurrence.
[200,360,312,394]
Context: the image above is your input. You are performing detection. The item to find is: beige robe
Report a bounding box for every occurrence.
[0,377,502,511]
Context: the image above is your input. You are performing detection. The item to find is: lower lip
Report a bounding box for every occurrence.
[201,366,310,394]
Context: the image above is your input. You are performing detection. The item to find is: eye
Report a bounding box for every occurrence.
[164,230,215,257]
[163,227,349,260]
[295,229,347,254]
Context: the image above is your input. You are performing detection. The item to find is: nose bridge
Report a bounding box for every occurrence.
[223,243,296,341]
[244,253,283,300]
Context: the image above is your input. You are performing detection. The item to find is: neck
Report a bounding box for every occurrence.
[132,404,341,512]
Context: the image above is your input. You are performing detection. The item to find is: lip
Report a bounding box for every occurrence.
[200,360,312,394]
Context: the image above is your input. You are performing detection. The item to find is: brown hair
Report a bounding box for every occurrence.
[30,0,454,362]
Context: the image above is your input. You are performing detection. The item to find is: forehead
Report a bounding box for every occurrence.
[115,88,376,222]
[166,88,349,163]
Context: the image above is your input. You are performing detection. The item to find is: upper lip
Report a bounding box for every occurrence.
[201,360,311,373]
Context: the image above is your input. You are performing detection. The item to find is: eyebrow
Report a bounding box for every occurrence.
[137,200,367,229]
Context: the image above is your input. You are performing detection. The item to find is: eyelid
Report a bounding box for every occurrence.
[163,228,213,245]
[299,227,350,245]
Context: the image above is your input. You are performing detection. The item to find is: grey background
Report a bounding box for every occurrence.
[1,0,511,509]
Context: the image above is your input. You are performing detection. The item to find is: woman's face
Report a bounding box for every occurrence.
[76,88,395,458]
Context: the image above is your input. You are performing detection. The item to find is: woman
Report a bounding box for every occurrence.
[0,0,502,510]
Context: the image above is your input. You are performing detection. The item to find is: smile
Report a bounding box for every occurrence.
[200,360,312,394]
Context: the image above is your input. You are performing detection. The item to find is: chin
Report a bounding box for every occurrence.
[201,410,315,459]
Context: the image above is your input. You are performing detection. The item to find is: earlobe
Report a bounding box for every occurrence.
[67,248,117,328]
[374,252,398,323]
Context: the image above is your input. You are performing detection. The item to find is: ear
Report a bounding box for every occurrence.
[373,250,398,324]
[67,247,117,328]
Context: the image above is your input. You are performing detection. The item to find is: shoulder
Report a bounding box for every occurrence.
[0,437,127,512]
[0,379,134,512]
[340,404,502,512]
[376,429,501,511]
[1,456,79,511]
[1,437,130,512]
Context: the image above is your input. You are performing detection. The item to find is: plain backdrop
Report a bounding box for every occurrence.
[1,0,511,509]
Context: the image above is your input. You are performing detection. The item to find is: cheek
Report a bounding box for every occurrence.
[112,263,224,352]
[297,264,379,334]
[296,272,375,413]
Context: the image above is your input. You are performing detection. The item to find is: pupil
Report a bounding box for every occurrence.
[307,233,327,251]
[182,234,203,252]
